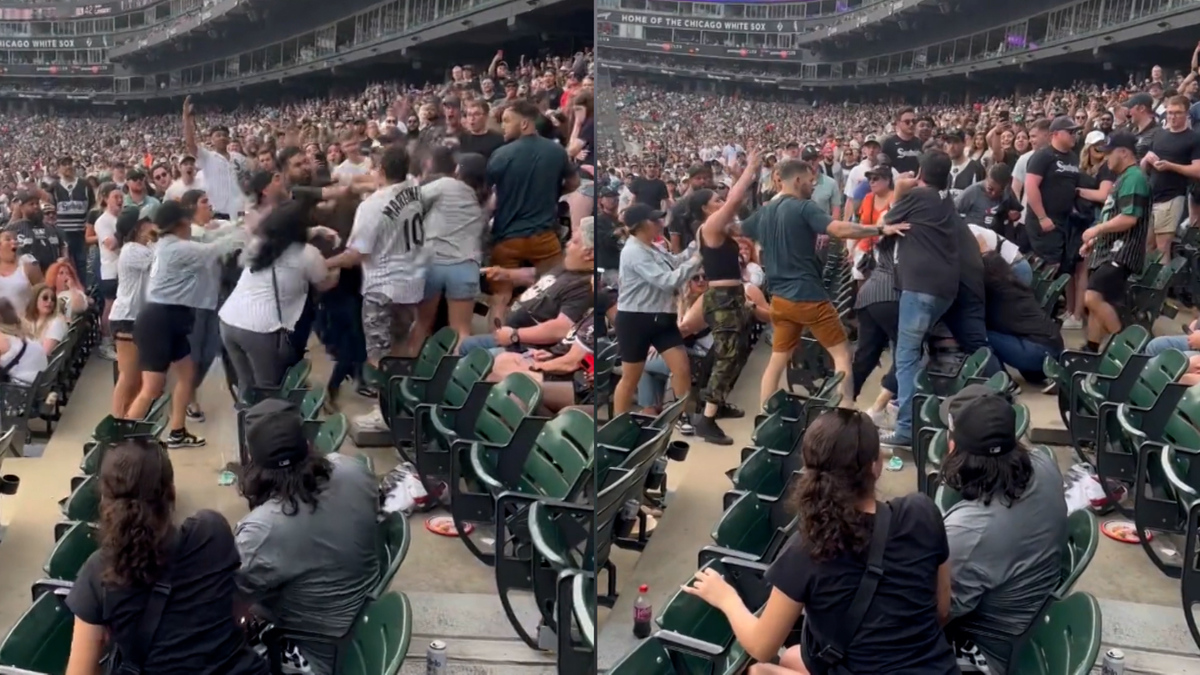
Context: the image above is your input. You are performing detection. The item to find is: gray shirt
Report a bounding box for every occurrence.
[811,172,844,217]
[944,449,1067,674]
[235,454,380,675]
[419,176,486,265]
[147,226,247,308]
[616,237,700,314]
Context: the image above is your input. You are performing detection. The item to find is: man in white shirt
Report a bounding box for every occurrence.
[333,132,373,183]
[182,95,248,220]
[164,154,206,201]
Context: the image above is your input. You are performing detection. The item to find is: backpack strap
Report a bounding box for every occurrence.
[115,532,184,674]
[814,501,893,673]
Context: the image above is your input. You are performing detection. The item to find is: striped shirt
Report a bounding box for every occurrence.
[1089,164,1149,272]
[219,241,326,333]
[195,146,248,217]
[109,242,154,322]
[349,180,428,304]
[854,236,901,309]
[51,179,93,232]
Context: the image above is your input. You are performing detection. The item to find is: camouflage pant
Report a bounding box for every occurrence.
[362,292,418,363]
[700,285,749,406]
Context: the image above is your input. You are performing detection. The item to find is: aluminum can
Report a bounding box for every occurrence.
[426,640,447,675]
[1101,648,1124,675]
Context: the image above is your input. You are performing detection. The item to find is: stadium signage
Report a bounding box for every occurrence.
[0,62,111,75]
[597,10,803,33]
[0,38,84,49]
[600,35,803,60]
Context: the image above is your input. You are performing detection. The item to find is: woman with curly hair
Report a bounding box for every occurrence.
[682,409,957,675]
[63,439,269,674]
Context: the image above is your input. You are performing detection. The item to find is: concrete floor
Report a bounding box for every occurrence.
[0,348,554,675]
[597,314,1200,673]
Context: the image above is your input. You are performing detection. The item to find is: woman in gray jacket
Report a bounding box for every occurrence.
[612,203,699,415]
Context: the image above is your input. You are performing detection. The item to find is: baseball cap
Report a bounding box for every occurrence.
[940,129,965,143]
[1100,130,1138,153]
[153,200,192,229]
[244,399,310,469]
[1126,92,1155,110]
[598,185,619,199]
[940,384,1017,457]
[800,144,821,161]
[11,189,37,204]
[622,203,665,230]
[1048,116,1081,133]
[687,163,711,178]
[1084,130,1107,147]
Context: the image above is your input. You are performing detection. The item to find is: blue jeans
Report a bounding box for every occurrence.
[1146,335,1198,357]
[459,334,499,354]
[1012,258,1033,286]
[636,353,672,408]
[987,331,1060,375]
[62,230,89,287]
[188,308,221,392]
[895,291,954,441]
[942,290,1003,378]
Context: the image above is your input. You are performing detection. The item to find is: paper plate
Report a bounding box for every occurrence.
[1101,519,1150,544]
[425,515,473,537]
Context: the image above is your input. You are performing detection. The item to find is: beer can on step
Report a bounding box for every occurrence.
[1101,648,1124,675]
[426,640,447,675]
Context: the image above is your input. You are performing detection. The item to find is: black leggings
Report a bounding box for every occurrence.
[853,301,899,398]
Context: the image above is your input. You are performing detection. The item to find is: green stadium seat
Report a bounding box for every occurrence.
[0,589,73,675]
[370,512,410,600]
[43,521,97,582]
[1009,592,1102,675]
[312,413,349,456]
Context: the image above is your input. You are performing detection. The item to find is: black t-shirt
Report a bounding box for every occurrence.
[505,265,593,330]
[1132,120,1159,160]
[1148,127,1200,202]
[595,211,622,271]
[458,130,506,160]
[6,218,62,271]
[667,199,697,250]
[65,510,269,675]
[885,187,960,300]
[948,158,986,198]
[765,494,958,675]
[630,177,669,209]
[956,222,986,301]
[881,134,924,174]
[1024,146,1080,223]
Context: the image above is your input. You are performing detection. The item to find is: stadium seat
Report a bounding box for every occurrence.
[58,473,99,534]
[1069,348,1186,454]
[1059,509,1097,598]
[393,348,494,460]
[267,590,414,675]
[1009,592,1102,675]
[370,511,410,600]
[312,413,349,456]
[1043,325,1150,437]
[754,371,843,429]
[706,489,795,564]
[1124,257,1186,330]
[43,521,97,582]
[377,327,458,416]
[596,399,685,488]
[0,587,73,675]
[239,358,312,408]
[727,446,802,503]
[1038,274,1071,319]
[556,570,596,675]
[298,387,326,420]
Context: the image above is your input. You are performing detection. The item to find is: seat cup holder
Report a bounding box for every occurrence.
[0,474,20,496]
[667,441,690,462]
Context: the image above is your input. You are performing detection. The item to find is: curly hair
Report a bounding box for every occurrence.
[99,439,176,588]
[238,452,333,516]
[941,443,1033,507]
[790,408,881,563]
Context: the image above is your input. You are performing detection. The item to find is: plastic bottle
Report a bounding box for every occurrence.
[633,584,652,638]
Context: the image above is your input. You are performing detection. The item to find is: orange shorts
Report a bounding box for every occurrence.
[770,297,847,353]
[490,230,563,272]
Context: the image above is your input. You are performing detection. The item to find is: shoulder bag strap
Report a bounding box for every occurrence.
[117,533,184,674]
[0,339,29,380]
[814,501,893,673]
[271,266,284,329]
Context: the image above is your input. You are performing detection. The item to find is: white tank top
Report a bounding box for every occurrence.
[0,264,32,316]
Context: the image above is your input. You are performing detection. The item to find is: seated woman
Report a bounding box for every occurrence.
[682,409,957,675]
[64,438,270,675]
[44,260,88,320]
[982,252,1064,384]
[23,283,69,353]
[0,298,46,385]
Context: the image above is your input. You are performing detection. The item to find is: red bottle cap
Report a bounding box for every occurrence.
[639,584,648,593]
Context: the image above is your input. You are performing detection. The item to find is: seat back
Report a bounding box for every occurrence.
[337,591,414,675]
[655,558,765,674]
[44,521,97,581]
[1097,326,1149,378]
[750,412,799,455]
[650,396,688,431]
[0,591,72,674]
[593,465,645,569]
[439,349,494,409]
[518,409,594,500]
[414,328,459,380]
[314,413,349,455]
[473,374,544,446]
[62,474,99,524]
[954,348,993,390]
[371,513,410,598]
[731,447,784,498]
[299,387,326,420]
[711,492,774,559]
[281,358,312,392]
[928,429,950,468]
[1010,592,1102,675]
[1126,350,1189,409]
[1059,510,1097,597]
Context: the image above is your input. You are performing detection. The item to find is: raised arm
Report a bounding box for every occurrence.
[699,150,762,242]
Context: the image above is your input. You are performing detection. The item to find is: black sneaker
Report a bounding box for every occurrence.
[693,414,733,446]
[356,382,378,398]
[166,430,206,449]
[716,403,746,419]
[186,405,205,423]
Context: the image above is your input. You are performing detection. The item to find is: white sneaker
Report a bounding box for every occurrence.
[867,403,897,431]
[353,407,388,432]
[1061,316,1083,330]
[98,342,117,361]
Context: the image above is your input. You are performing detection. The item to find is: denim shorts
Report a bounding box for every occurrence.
[424,260,481,301]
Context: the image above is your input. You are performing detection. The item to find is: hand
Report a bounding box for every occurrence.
[1188,331,1200,351]
[529,349,553,361]
[482,266,509,283]
[1153,160,1173,172]
[745,148,763,171]
[494,326,515,344]
[880,223,909,237]
[1039,216,1055,232]
[1081,225,1102,243]
[183,95,194,118]
[1144,151,1160,165]
[680,568,740,613]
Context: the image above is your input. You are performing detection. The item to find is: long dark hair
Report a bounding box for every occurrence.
[99,439,176,587]
[456,152,489,206]
[238,452,333,516]
[941,442,1033,507]
[423,145,456,181]
[686,189,715,224]
[982,250,1026,290]
[791,409,881,562]
[248,200,311,272]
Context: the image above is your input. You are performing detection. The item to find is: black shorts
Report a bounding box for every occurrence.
[614,311,684,364]
[133,303,194,373]
[98,278,118,300]
[1087,261,1128,305]
[110,320,135,339]
[1025,218,1079,269]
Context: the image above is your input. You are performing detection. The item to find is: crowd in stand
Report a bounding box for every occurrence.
[597,54,1200,673]
[0,46,595,674]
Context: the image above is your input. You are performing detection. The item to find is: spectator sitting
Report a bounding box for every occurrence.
[234,399,380,675]
[981,252,1063,384]
[23,283,68,353]
[939,386,1067,675]
[681,409,958,675]
[0,298,46,385]
[44,259,88,319]
[64,439,270,675]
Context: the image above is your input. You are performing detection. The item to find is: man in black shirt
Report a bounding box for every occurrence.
[630,162,669,210]
[1024,116,1082,273]
[667,165,713,252]
[944,130,986,199]
[882,107,924,175]
[595,186,622,282]
[1145,95,1200,262]
[956,163,1022,242]
[5,189,64,272]
[1126,92,1159,160]
[458,99,505,160]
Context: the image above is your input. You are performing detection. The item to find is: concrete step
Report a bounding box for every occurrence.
[404,592,555,674]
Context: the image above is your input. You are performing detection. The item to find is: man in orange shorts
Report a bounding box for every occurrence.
[741,159,907,407]
[485,100,579,323]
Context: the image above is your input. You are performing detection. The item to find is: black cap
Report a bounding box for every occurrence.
[126,167,146,181]
[153,200,192,229]
[1126,92,1155,110]
[784,141,800,149]
[11,189,37,204]
[622,203,665,230]
[865,164,892,180]
[1049,115,1081,133]
[244,399,310,469]
[1100,130,1138,153]
[801,144,821,161]
[687,163,711,178]
[940,384,1017,457]
[940,129,965,143]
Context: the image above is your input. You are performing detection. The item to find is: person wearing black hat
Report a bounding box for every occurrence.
[1023,116,1082,277]
[882,107,924,175]
[802,144,843,219]
[613,202,699,418]
[939,385,1067,675]
[235,399,379,675]
[5,186,64,274]
[1125,92,1159,160]
[123,167,161,217]
[1143,94,1200,264]
[1079,130,1150,351]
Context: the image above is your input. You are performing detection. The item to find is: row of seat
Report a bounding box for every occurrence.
[0,359,415,675]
